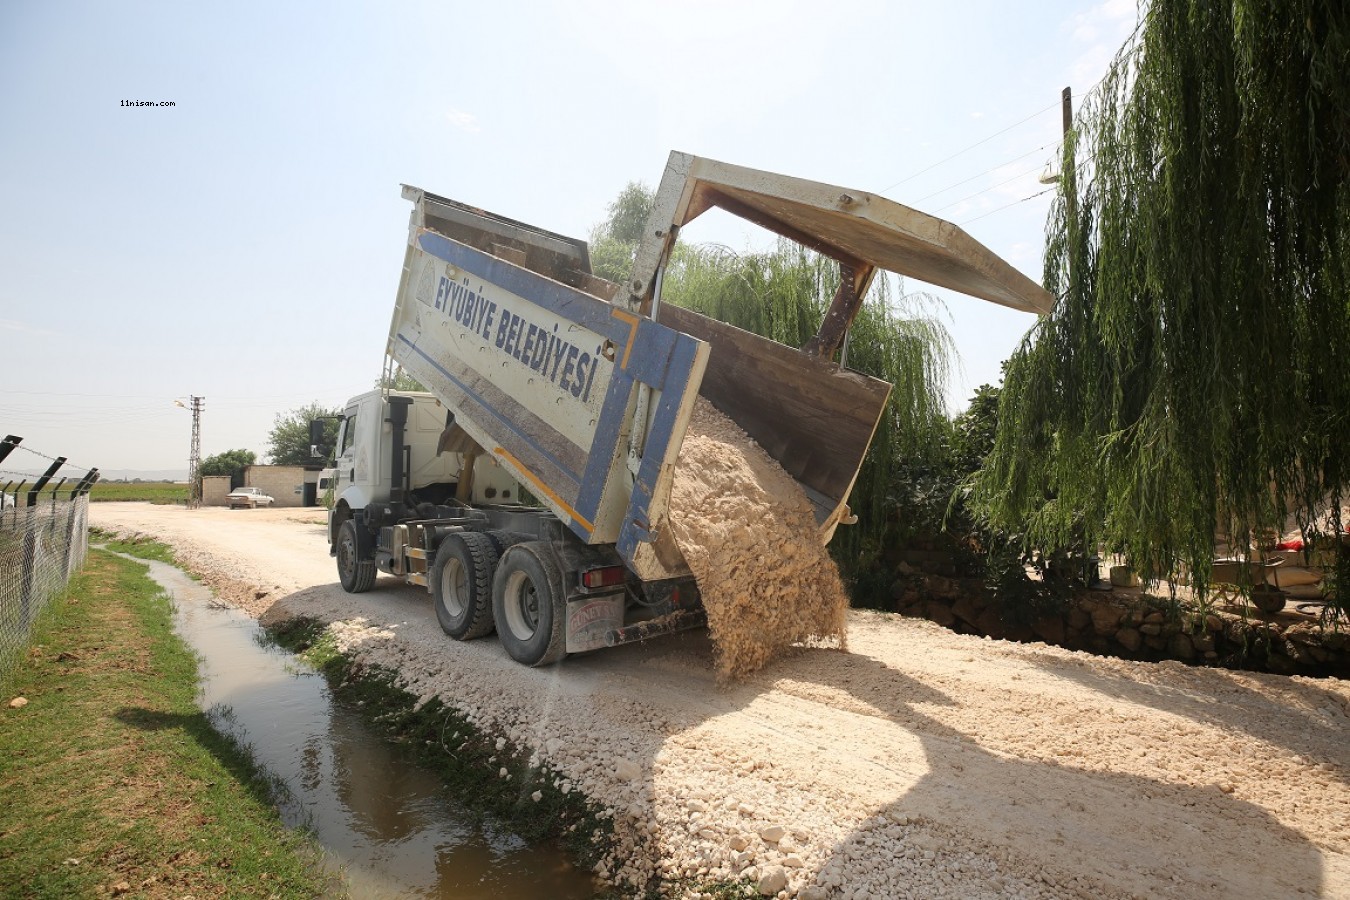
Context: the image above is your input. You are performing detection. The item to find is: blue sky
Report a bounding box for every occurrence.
[0,0,1137,478]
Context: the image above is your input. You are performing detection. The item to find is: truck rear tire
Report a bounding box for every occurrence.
[337,520,377,593]
[484,529,529,556]
[431,532,499,640]
[492,541,567,667]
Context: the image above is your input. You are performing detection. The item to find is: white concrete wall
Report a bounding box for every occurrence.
[201,475,232,507]
[243,465,306,508]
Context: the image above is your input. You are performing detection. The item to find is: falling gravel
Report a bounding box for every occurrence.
[92,504,1350,899]
[668,399,849,680]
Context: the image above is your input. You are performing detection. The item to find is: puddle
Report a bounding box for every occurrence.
[122,553,599,899]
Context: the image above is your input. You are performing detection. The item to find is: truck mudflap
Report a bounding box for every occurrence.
[388,229,710,572]
[564,594,625,653]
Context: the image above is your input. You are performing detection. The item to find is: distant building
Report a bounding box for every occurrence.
[242,465,324,507]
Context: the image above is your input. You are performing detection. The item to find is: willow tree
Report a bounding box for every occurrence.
[975,0,1350,590]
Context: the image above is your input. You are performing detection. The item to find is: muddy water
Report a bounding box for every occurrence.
[130,555,599,899]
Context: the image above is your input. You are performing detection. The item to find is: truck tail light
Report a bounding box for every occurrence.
[581,566,626,589]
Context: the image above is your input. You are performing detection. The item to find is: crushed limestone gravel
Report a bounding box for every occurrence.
[92,504,1350,899]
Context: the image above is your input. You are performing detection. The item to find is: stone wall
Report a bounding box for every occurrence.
[889,568,1349,678]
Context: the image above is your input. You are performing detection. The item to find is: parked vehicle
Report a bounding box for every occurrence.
[227,487,274,509]
[324,151,1051,667]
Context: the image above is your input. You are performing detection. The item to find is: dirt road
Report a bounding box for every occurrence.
[92,504,1350,899]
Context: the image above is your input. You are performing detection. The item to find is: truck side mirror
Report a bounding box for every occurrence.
[309,420,327,457]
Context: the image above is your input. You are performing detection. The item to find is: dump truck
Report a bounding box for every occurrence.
[325,151,1052,666]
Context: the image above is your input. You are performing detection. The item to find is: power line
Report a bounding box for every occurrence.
[911,141,1057,206]
[933,162,1048,214]
[877,99,1061,195]
[959,186,1057,226]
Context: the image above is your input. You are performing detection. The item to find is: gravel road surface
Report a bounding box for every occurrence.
[92,504,1350,899]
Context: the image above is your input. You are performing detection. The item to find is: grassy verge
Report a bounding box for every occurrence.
[89,529,179,566]
[268,619,623,886]
[0,550,334,899]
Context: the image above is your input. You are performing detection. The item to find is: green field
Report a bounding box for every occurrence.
[88,481,188,504]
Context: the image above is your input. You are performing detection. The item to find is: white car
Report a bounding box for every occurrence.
[226,487,274,509]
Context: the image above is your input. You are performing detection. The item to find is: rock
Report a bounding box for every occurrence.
[8,697,28,709]
[1090,604,1125,636]
[111,883,131,896]
[924,574,959,599]
[729,835,749,851]
[952,594,982,627]
[1321,630,1350,652]
[800,888,828,900]
[1205,614,1225,632]
[924,601,956,628]
[782,854,804,868]
[760,825,786,843]
[975,607,1007,638]
[1067,607,1091,632]
[1143,611,1166,624]
[1168,633,1195,660]
[531,791,542,802]
[1192,633,1216,653]
[1033,615,1066,644]
[1144,634,1168,651]
[757,866,788,895]
[615,757,641,781]
[1284,623,1321,646]
[1114,627,1142,652]
[1139,623,1163,636]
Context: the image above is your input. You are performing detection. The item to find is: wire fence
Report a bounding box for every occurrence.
[0,495,90,675]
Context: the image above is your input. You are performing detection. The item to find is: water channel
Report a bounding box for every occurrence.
[127,554,600,899]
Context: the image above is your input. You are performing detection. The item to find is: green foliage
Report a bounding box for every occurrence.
[975,0,1350,593]
[601,181,655,245]
[199,448,256,485]
[589,181,656,283]
[376,368,426,391]
[268,402,340,466]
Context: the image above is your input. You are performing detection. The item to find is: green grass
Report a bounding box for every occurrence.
[90,529,179,566]
[0,551,335,899]
[88,482,188,504]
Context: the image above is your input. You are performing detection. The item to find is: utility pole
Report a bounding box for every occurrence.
[187,396,203,508]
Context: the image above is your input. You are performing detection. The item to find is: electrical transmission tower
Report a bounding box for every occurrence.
[187,395,203,508]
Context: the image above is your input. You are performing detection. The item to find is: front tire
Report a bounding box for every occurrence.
[492,541,567,666]
[431,532,499,640]
[337,519,376,593]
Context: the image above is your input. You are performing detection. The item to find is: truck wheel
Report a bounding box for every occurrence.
[337,520,376,593]
[431,532,499,640]
[492,542,566,666]
[484,529,529,556]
